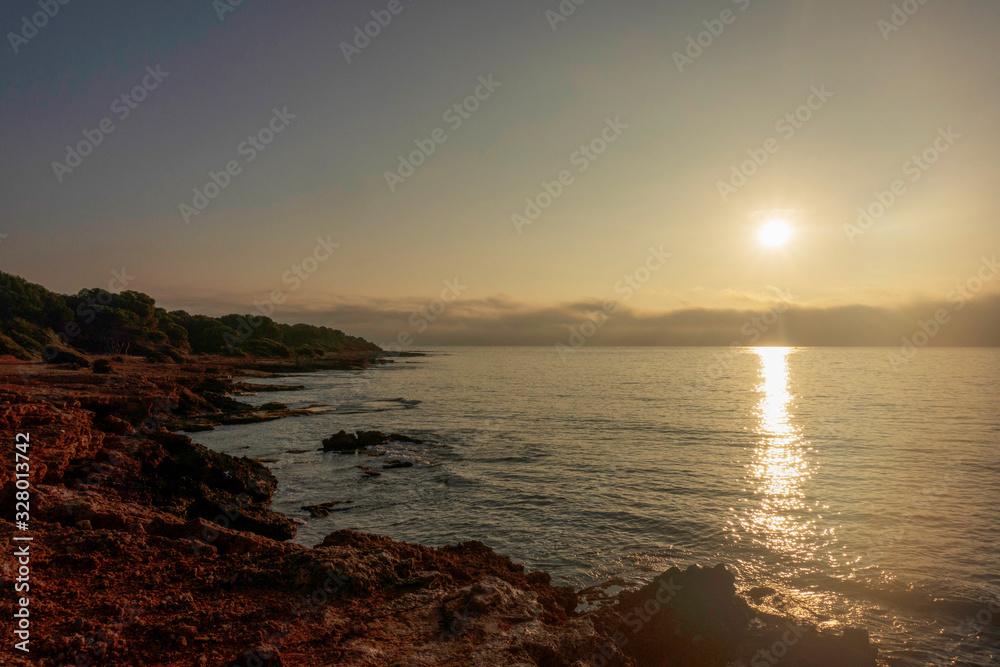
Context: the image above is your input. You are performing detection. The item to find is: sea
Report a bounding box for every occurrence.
[190,347,1000,666]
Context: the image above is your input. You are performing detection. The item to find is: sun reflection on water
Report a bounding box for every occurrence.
[741,347,815,556]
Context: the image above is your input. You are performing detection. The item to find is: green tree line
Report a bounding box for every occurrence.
[0,272,380,361]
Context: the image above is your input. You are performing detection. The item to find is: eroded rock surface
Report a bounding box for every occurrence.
[1,358,881,666]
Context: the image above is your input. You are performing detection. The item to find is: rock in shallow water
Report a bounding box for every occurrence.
[320,429,423,452]
[607,564,879,667]
[302,500,353,518]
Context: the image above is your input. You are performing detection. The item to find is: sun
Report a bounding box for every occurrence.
[759,220,793,248]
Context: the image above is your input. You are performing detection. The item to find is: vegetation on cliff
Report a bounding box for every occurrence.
[0,272,380,362]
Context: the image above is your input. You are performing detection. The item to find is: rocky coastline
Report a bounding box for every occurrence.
[1,355,881,666]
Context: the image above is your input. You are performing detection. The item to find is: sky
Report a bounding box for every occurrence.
[1,0,999,346]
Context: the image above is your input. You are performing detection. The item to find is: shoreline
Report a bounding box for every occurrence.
[1,354,881,666]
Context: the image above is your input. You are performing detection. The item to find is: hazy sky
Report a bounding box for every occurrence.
[2,0,998,345]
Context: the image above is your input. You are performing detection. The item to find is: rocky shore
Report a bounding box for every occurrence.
[1,355,882,666]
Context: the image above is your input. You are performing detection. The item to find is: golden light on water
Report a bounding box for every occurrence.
[757,347,795,439]
[741,347,815,555]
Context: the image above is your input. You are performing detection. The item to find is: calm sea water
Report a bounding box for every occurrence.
[191,347,1000,666]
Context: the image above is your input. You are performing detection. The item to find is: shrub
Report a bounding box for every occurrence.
[0,333,32,360]
[43,346,92,368]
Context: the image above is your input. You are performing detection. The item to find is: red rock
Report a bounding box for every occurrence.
[0,357,879,666]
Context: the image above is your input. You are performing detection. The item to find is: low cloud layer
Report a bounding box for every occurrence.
[166,291,1000,349]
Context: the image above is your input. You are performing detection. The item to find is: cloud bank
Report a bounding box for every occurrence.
[164,291,1000,349]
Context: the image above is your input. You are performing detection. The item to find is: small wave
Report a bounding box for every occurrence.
[386,397,422,406]
[334,397,423,414]
[802,571,992,621]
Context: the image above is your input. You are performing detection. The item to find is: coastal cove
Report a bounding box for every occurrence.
[188,346,1000,666]
[7,2,1000,664]
[3,350,890,666]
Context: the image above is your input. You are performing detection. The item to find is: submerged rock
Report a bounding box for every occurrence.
[388,432,424,444]
[746,585,777,603]
[302,500,354,518]
[320,429,424,453]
